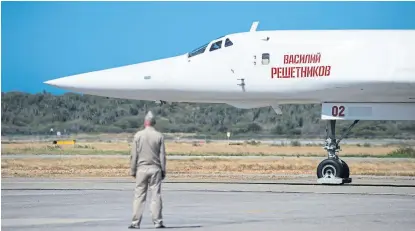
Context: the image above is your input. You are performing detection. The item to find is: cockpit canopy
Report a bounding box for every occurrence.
[188,36,234,58]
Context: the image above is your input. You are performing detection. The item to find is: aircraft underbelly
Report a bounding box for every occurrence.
[62,80,415,104]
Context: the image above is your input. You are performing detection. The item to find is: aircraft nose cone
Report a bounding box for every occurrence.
[43,54,186,94]
[44,78,64,87]
[44,75,86,89]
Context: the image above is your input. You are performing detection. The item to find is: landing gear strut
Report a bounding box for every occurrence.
[316,119,359,185]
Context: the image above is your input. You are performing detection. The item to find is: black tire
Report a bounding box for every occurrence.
[340,160,350,179]
[317,159,344,179]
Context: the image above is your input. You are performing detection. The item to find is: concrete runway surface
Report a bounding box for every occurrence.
[2,177,415,231]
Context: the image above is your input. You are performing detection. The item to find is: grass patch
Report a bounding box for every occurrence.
[386,146,415,158]
[2,157,415,178]
[2,141,414,158]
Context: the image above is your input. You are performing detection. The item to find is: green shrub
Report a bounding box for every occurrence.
[387,146,415,158]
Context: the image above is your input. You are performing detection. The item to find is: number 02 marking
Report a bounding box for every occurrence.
[331,105,345,117]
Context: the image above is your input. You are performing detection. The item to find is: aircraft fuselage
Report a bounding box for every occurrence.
[45,27,415,108]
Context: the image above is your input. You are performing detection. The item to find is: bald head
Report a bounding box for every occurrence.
[144,111,156,127]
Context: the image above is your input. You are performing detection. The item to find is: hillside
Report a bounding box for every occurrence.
[2,91,415,139]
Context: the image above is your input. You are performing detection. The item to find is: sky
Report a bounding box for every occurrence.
[2,1,415,94]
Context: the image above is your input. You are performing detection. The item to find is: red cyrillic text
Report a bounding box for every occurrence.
[271,66,331,78]
[283,53,321,64]
[271,52,332,79]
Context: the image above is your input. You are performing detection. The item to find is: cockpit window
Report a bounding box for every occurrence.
[225,38,233,47]
[209,40,222,52]
[188,43,209,58]
[188,36,232,58]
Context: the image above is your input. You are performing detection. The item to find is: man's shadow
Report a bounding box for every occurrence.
[161,225,202,229]
[137,225,202,229]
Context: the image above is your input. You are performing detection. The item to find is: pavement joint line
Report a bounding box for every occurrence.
[3,180,415,187]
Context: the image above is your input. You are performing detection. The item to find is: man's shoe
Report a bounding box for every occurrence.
[128,224,140,229]
[155,223,165,228]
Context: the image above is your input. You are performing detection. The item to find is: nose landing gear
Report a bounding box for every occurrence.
[316,120,358,185]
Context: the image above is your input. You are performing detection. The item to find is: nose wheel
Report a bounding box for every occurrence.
[317,159,350,179]
[316,120,357,185]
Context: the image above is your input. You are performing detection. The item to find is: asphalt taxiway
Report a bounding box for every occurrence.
[2,177,415,231]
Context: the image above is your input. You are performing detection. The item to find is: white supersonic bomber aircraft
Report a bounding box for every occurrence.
[45,21,415,184]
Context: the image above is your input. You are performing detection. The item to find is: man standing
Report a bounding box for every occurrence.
[128,111,166,229]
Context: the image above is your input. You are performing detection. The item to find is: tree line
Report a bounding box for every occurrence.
[2,91,415,139]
